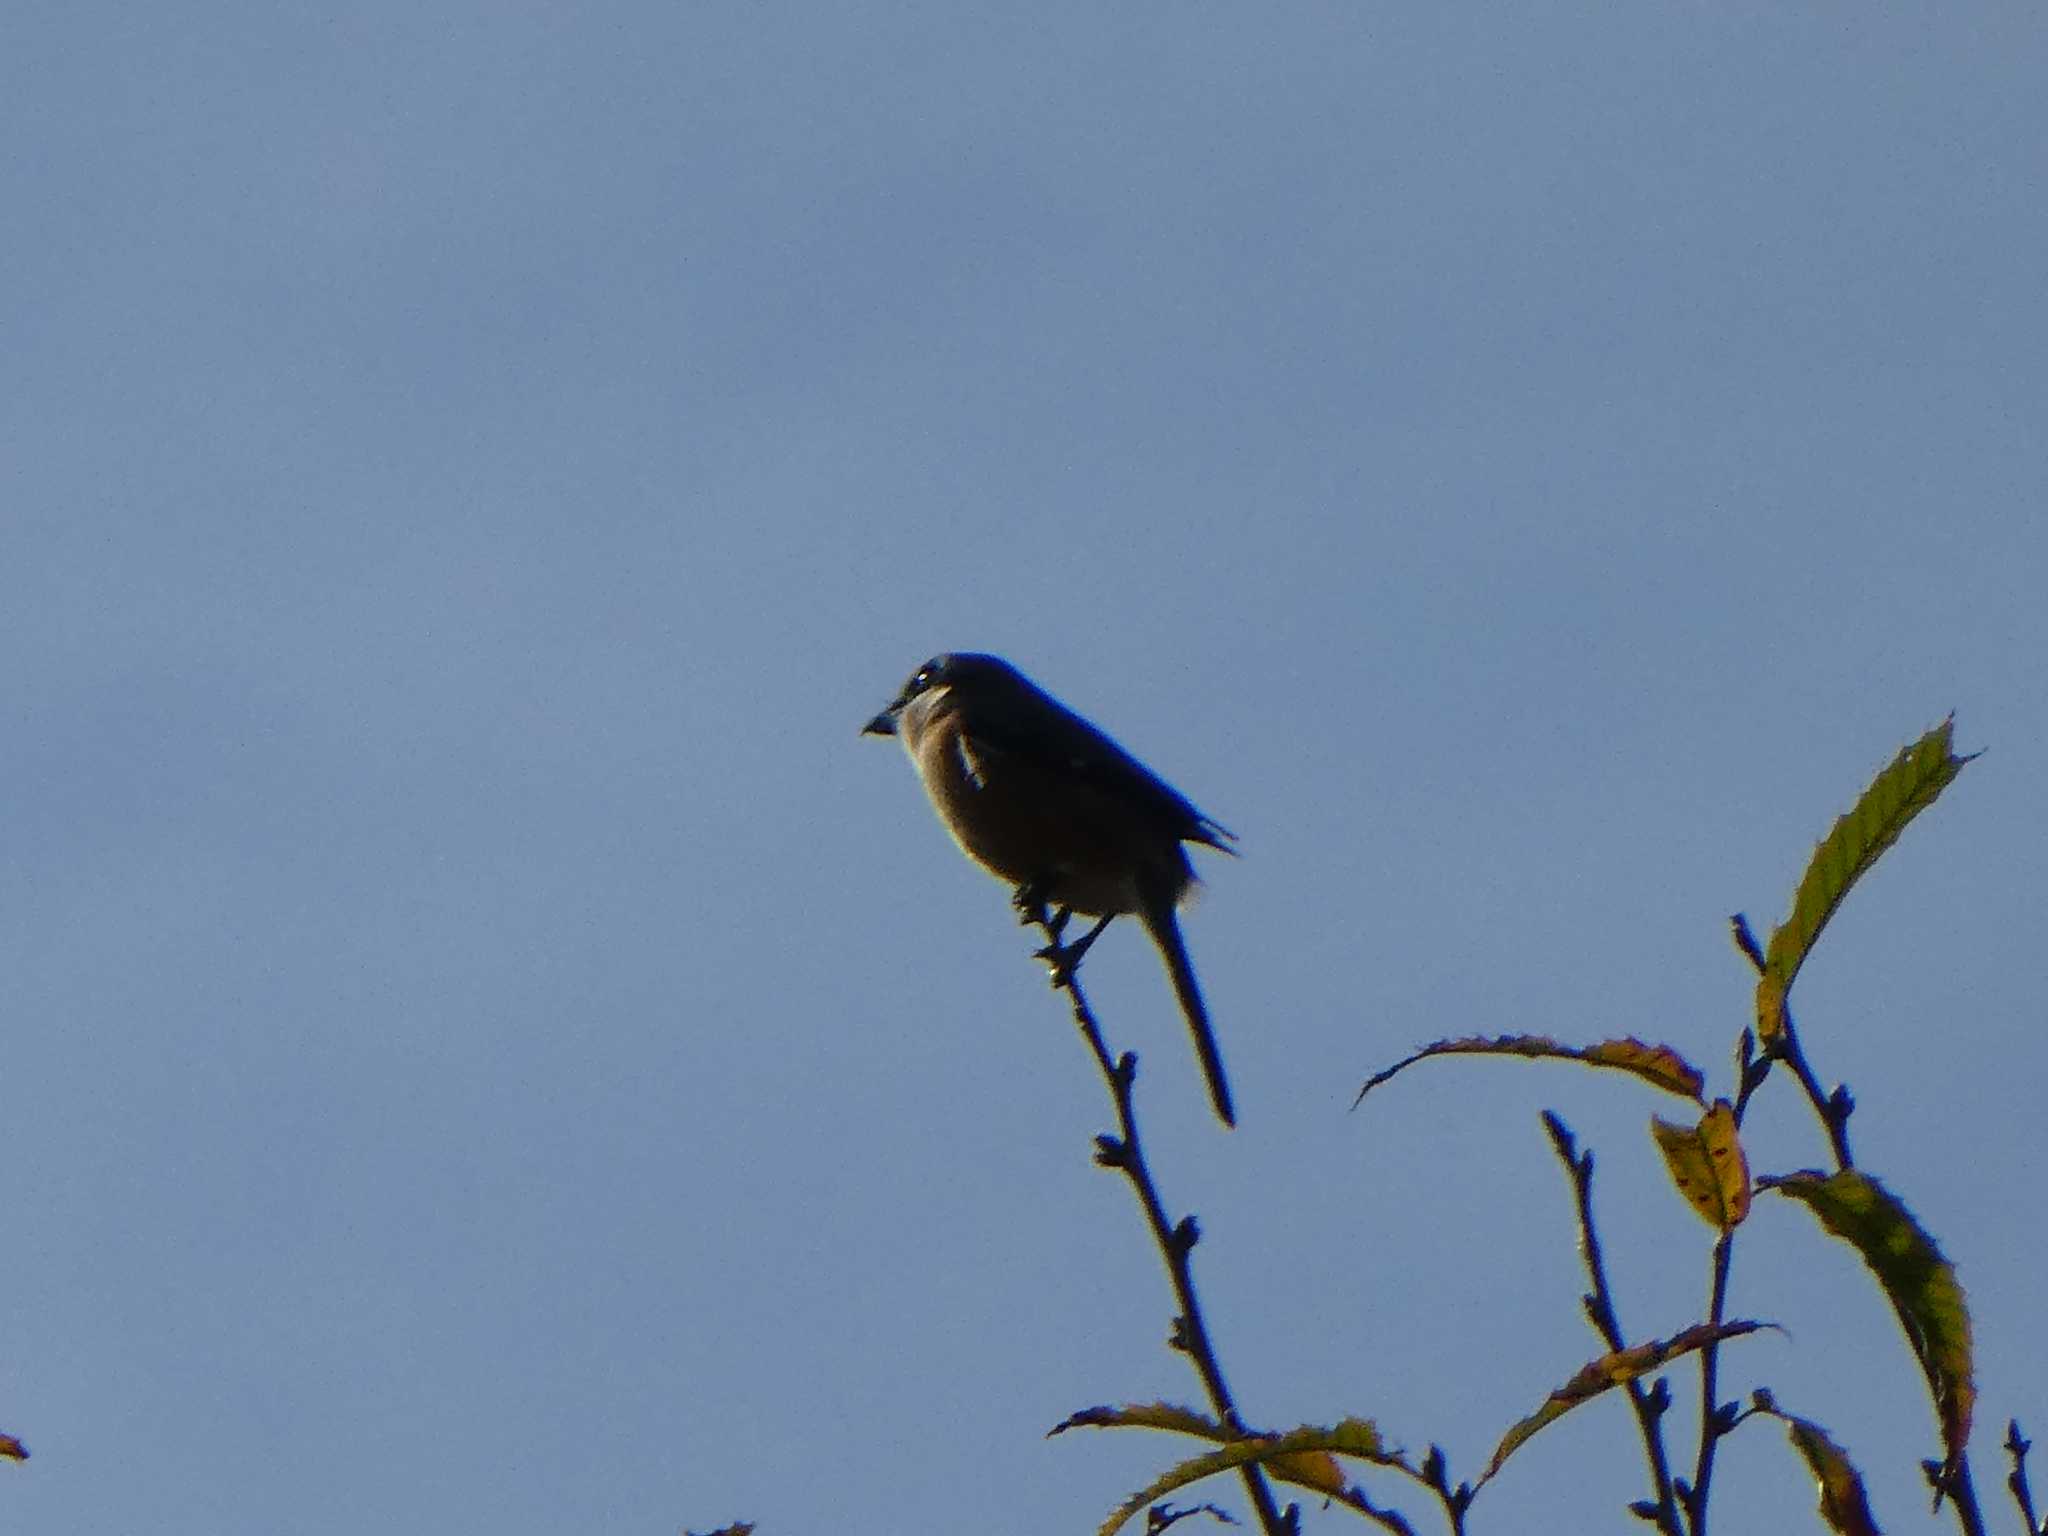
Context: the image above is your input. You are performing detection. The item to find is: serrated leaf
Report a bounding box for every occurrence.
[1762,1170,1973,1472]
[1764,719,1974,993]
[1088,1419,1407,1536]
[1355,1034,1705,1105]
[1053,1402,1228,1439]
[1781,1412,1882,1536]
[1650,1101,1751,1231]
[1477,1322,1764,1487]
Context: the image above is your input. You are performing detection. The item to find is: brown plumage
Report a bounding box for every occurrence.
[863,653,1237,1127]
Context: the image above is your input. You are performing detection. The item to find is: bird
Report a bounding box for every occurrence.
[862,652,1238,1127]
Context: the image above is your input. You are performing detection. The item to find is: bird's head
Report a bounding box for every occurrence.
[862,652,1017,737]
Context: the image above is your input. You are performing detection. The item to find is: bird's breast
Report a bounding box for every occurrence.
[907,714,1189,917]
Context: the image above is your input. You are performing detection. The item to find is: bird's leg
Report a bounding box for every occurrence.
[1061,912,1112,962]
[1036,912,1114,992]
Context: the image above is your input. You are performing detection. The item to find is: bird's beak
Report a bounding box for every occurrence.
[861,707,898,737]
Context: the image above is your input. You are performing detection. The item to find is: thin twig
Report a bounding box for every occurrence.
[1924,1453,1991,1536]
[1542,1113,1681,1536]
[2005,1421,2043,1535]
[1727,916,1852,1169]
[1325,1482,1422,1536]
[1678,1024,1786,1536]
[1769,1004,1854,1170]
[1025,904,1295,1536]
[1418,1444,1473,1536]
[1680,1232,1736,1536]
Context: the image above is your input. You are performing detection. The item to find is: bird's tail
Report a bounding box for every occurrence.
[1139,898,1236,1128]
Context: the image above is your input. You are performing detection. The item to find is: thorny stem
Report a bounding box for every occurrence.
[1542,1113,1681,1536]
[1023,902,1294,1536]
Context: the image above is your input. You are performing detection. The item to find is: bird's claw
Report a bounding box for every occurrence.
[1034,911,1112,990]
[1035,939,1080,991]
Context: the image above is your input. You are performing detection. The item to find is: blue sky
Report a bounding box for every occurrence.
[4,4,2044,1533]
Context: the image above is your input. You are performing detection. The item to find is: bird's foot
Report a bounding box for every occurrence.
[1034,912,1113,991]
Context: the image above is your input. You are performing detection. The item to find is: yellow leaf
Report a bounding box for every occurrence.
[1651,1101,1751,1231]
[1478,1322,1764,1487]
[1357,1033,1704,1105]
[1784,1414,1882,1536]
[1754,971,1787,1046]
[1262,1448,1347,1494]
[1083,1418,1405,1536]
[1052,1402,1227,1440]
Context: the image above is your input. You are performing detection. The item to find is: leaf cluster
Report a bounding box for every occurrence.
[698,719,2030,1536]
[1063,720,2026,1536]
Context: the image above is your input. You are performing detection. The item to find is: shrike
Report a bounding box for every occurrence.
[863,653,1237,1127]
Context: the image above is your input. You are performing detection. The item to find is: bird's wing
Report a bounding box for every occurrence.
[959,692,1233,850]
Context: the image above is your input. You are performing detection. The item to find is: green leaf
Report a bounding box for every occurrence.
[1355,1034,1705,1105]
[1764,718,1975,993]
[1477,1322,1764,1487]
[1762,1170,1973,1473]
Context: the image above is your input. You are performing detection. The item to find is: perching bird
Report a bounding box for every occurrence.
[862,652,1238,1127]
